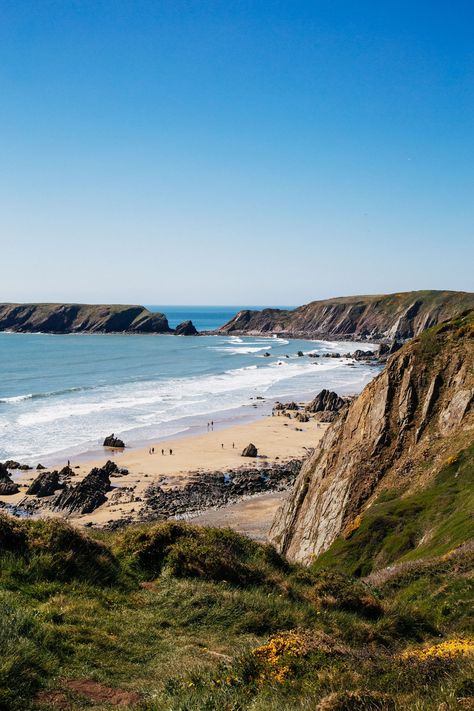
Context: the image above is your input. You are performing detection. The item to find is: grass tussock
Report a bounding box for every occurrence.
[0,515,472,710]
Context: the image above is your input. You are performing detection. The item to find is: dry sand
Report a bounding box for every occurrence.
[2,413,328,537]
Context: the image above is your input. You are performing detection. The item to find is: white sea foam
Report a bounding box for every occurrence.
[0,333,380,461]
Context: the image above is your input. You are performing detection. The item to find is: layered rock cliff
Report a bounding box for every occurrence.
[0,303,172,334]
[218,290,474,341]
[269,311,474,564]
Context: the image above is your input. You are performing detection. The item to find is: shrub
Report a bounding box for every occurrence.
[312,570,384,620]
[0,514,27,554]
[0,518,121,587]
[115,522,288,587]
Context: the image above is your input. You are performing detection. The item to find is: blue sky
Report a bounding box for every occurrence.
[0,1,473,304]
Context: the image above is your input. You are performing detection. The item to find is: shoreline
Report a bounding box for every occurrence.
[2,410,329,535]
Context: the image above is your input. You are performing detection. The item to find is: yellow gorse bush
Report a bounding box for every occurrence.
[445,454,459,466]
[344,515,362,539]
[253,633,307,684]
[401,638,474,661]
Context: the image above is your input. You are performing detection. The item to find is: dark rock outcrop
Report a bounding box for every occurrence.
[142,459,303,521]
[0,463,10,481]
[217,290,474,341]
[0,481,19,495]
[241,443,258,457]
[0,303,172,334]
[270,311,474,563]
[54,467,111,515]
[305,390,347,414]
[4,460,31,470]
[103,434,125,448]
[174,320,198,336]
[26,471,63,497]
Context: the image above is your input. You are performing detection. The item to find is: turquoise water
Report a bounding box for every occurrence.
[0,307,379,463]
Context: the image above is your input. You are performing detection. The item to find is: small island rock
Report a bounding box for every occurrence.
[174,320,198,336]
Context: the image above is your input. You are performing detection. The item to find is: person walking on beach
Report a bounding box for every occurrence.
[221,443,224,449]
[161,448,164,455]
[152,447,154,454]
[232,442,235,449]
[169,448,173,455]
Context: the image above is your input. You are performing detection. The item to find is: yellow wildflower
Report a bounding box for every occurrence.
[401,638,474,661]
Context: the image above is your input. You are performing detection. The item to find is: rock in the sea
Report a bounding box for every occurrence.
[174,320,198,336]
[103,434,125,448]
[4,460,31,470]
[241,443,258,457]
[306,389,346,414]
[0,481,19,495]
[297,351,304,357]
[54,467,111,514]
[351,349,376,361]
[26,470,63,497]
[378,340,402,361]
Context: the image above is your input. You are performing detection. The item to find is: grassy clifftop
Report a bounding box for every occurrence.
[1,516,472,710]
[0,303,172,334]
[218,290,474,340]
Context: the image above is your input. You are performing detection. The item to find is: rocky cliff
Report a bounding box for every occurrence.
[0,303,173,334]
[269,311,474,564]
[218,290,474,341]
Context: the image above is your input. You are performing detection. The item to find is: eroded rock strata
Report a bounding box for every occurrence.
[217,290,474,341]
[270,312,474,563]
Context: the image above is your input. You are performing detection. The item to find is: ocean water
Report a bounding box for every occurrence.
[0,307,380,463]
[147,305,293,331]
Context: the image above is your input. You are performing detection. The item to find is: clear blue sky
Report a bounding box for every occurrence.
[1,1,473,304]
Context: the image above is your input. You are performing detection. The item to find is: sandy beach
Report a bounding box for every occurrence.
[2,411,327,535]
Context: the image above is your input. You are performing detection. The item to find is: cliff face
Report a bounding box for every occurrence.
[218,290,474,341]
[269,312,474,564]
[0,303,172,334]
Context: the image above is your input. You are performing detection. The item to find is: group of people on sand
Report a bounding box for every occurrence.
[148,447,173,455]
[207,420,214,431]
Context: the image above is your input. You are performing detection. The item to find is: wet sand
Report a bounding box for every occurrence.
[1,412,327,534]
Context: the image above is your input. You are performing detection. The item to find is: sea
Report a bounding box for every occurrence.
[0,306,380,464]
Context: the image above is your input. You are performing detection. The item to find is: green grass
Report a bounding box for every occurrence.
[0,516,472,710]
[312,442,474,577]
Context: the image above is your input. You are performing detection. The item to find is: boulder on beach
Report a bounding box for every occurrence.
[36,463,46,470]
[26,470,63,497]
[4,460,31,471]
[0,481,19,495]
[54,466,112,515]
[0,463,10,482]
[241,443,258,458]
[103,434,125,448]
[174,320,198,336]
